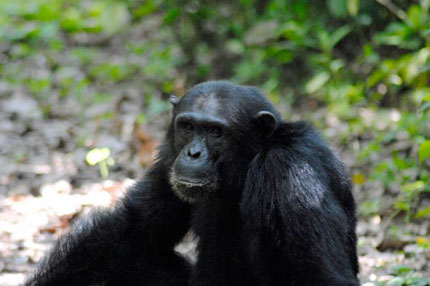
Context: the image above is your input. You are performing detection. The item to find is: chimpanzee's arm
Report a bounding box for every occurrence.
[241,123,359,286]
[26,155,192,286]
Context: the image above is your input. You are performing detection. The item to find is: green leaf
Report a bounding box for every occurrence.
[61,8,81,32]
[418,140,430,163]
[375,22,415,48]
[164,8,180,24]
[347,0,359,16]
[225,39,244,54]
[244,21,278,45]
[395,199,410,211]
[331,26,352,48]
[359,200,380,215]
[415,207,430,218]
[393,156,408,170]
[391,264,412,274]
[402,181,425,193]
[86,148,111,166]
[134,0,156,19]
[407,4,426,30]
[386,276,405,286]
[99,2,130,34]
[305,72,330,94]
[328,0,348,18]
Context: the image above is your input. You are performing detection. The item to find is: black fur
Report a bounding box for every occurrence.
[26,81,359,286]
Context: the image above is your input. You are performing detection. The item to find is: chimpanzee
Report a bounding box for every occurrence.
[26,81,359,286]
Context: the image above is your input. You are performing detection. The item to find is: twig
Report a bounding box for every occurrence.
[374,0,407,21]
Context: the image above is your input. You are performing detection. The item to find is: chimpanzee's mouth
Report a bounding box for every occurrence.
[169,171,219,203]
[175,177,209,187]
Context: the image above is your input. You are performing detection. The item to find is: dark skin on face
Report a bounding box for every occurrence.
[169,110,228,202]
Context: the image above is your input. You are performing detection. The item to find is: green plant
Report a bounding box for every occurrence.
[85,148,115,179]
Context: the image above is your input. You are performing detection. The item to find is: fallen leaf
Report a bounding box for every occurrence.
[134,122,157,166]
[353,173,366,185]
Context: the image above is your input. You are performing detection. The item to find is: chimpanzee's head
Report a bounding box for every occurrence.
[168,81,281,203]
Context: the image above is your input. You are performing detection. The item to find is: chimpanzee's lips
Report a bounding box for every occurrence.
[175,177,209,187]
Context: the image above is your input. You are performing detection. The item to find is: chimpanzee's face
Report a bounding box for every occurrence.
[168,82,279,203]
[169,93,230,203]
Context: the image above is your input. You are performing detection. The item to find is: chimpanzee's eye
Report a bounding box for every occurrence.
[180,122,194,133]
[208,126,222,138]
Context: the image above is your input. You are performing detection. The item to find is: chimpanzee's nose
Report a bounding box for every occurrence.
[187,146,201,159]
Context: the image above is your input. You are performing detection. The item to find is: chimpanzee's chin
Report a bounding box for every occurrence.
[169,173,217,203]
[171,184,213,203]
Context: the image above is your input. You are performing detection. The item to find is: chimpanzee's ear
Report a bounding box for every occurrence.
[170,95,180,106]
[254,111,277,137]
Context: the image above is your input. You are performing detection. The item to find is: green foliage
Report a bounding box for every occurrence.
[359,200,380,216]
[418,141,430,164]
[372,264,430,286]
[0,0,130,42]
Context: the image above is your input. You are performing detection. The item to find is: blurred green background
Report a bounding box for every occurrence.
[0,0,429,285]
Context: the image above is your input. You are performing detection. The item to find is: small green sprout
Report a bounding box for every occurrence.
[86,147,115,178]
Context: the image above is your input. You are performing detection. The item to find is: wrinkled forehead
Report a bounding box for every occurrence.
[176,91,236,121]
[191,92,220,114]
